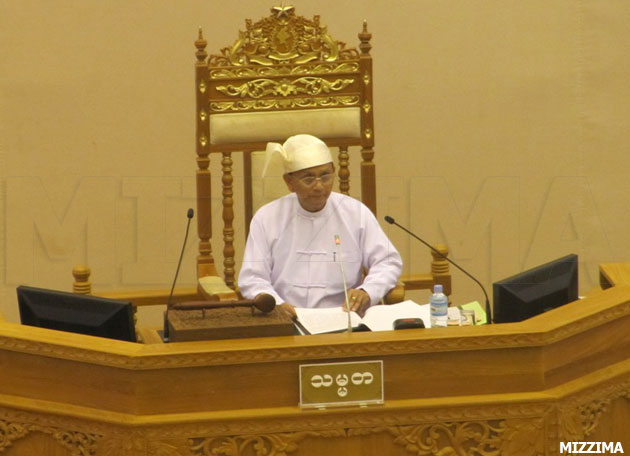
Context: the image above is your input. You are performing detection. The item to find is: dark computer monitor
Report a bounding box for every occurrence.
[17,285,137,342]
[492,254,579,323]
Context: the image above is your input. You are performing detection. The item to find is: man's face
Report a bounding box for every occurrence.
[284,162,335,212]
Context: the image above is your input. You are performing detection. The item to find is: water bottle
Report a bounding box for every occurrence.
[430,284,448,327]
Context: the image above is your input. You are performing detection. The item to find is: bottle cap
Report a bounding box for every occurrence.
[433,284,443,293]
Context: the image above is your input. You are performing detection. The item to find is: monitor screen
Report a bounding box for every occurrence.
[17,285,137,342]
[492,254,579,323]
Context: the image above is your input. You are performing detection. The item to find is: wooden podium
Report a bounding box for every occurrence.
[1,269,630,455]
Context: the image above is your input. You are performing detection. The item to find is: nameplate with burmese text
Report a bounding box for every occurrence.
[299,360,384,408]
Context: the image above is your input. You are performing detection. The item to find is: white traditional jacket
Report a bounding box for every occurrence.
[238,192,403,309]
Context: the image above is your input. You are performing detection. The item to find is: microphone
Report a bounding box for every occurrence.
[384,215,492,324]
[163,208,195,342]
[334,234,353,333]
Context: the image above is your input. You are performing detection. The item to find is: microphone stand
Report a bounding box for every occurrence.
[384,215,492,324]
[163,208,195,342]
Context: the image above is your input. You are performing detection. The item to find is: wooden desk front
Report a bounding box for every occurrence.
[1,284,630,455]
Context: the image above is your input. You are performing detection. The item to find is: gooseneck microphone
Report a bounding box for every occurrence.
[384,215,492,324]
[163,208,195,342]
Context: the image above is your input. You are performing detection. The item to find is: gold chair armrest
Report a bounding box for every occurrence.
[383,282,405,304]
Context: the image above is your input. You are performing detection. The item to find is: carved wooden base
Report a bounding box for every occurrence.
[3,284,630,455]
[1,368,628,456]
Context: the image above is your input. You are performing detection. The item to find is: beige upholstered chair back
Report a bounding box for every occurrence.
[194,6,377,289]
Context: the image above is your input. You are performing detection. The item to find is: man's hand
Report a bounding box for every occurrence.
[343,288,371,316]
[277,302,297,319]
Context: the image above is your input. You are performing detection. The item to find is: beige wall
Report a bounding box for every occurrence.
[1,0,629,325]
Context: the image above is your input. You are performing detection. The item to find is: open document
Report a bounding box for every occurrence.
[294,300,431,334]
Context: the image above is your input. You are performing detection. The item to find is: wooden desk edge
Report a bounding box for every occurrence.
[1,284,630,371]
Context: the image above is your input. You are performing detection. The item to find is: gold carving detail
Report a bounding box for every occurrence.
[558,375,630,441]
[364,128,372,139]
[189,430,345,456]
[199,135,208,147]
[363,71,371,85]
[199,110,207,121]
[210,96,359,112]
[199,81,207,93]
[209,7,358,67]
[216,77,354,99]
[0,421,27,453]
[375,419,544,456]
[100,435,186,456]
[0,419,100,455]
[362,101,371,113]
[210,62,359,79]
[0,403,553,454]
[271,5,295,19]
[185,418,545,456]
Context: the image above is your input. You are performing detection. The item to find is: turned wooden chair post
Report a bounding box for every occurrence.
[72,265,92,295]
[72,266,140,341]
[431,244,452,296]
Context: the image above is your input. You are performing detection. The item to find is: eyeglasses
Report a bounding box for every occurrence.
[295,173,335,187]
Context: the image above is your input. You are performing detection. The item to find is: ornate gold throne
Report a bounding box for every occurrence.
[193,5,450,301]
[72,6,451,336]
[195,6,378,290]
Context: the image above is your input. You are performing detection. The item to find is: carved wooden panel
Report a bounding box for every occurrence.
[0,418,99,456]
[0,373,628,456]
[557,372,630,447]
[185,419,546,456]
[2,287,629,455]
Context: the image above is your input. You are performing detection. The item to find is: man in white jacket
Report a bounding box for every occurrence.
[238,134,402,317]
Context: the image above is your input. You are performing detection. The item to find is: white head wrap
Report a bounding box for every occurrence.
[262,134,332,177]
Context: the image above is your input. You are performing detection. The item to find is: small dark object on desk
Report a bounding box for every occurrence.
[393,318,425,330]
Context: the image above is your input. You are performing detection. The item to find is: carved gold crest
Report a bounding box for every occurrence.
[209,5,358,67]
